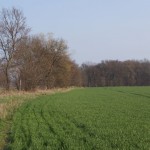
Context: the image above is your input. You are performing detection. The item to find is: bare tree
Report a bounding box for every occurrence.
[14,35,72,90]
[0,7,30,90]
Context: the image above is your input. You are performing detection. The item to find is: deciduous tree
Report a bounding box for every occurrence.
[0,7,30,90]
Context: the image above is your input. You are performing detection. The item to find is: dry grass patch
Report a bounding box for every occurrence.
[0,88,73,119]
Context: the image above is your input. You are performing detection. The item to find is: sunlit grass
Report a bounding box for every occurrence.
[0,88,73,149]
[6,87,150,150]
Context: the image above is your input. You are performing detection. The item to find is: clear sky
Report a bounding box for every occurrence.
[0,0,150,64]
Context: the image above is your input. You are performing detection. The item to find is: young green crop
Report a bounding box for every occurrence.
[7,87,150,149]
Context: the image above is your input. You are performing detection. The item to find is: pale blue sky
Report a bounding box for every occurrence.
[0,0,150,64]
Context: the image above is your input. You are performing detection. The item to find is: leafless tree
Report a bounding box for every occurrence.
[0,7,30,90]
[13,34,79,90]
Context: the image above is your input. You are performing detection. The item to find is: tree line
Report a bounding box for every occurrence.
[0,7,150,91]
[0,7,81,90]
[81,60,150,87]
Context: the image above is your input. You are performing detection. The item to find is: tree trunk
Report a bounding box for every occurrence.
[5,66,10,91]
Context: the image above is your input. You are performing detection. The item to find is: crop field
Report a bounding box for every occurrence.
[4,87,150,149]
[0,92,35,148]
[0,89,69,148]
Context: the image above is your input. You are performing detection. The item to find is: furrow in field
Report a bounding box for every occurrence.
[43,105,98,149]
[115,90,150,99]
[8,103,30,149]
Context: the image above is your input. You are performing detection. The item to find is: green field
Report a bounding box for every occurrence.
[4,87,150,149]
